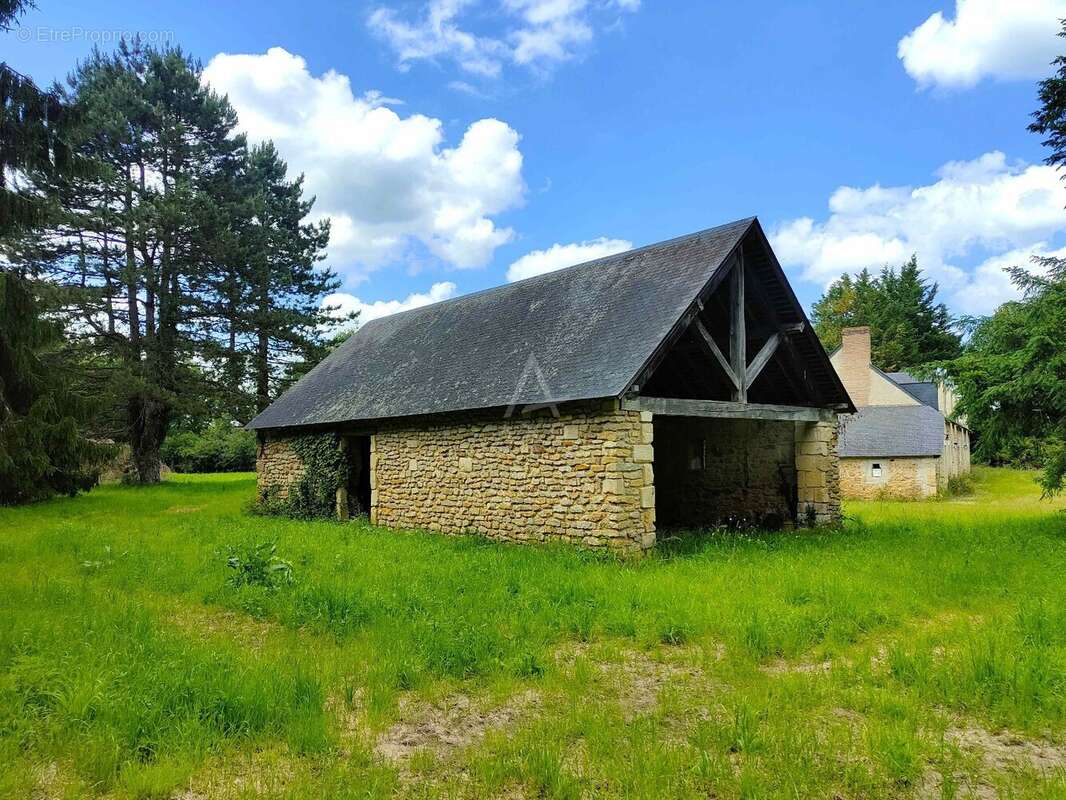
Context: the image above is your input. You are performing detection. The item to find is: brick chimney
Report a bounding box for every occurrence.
[837,326,872,406]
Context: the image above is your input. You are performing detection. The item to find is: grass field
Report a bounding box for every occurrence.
[1,467,1064,799]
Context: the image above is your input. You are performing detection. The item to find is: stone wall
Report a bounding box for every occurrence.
[653,417,796,529]
[795,420,842,525]
[840,456,938,499]
[256,401,844,549]
[938,421,971,485]
[256,436,303,500]
[370,401,656,552]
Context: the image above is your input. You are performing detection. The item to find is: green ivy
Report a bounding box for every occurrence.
[256,433,349,520]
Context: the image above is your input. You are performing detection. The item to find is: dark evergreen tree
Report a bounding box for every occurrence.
[20,41,248,482]
[1,1,112,503]
[10,39,345,480]
[197,142,343,417]
[1030,19,1066,174]
[0,273,110,503]
[939,25,1066,495]
[812,256,961,370]
[936,259,1065,494]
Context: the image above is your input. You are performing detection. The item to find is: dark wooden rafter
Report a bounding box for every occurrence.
[739,253,816,403]
[729,251,746,401]
[745,332,780,387]
[689,250,807,404]
[626,247,738,395]
[744,322,807,386]
[691,315,739,391]
[624,220,854,414]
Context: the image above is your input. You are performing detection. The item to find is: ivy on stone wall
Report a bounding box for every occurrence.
[258,433,349,520]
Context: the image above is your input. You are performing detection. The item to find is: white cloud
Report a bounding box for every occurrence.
[368,0,639,77]
[323,281,459,327]
[202,47,524,279]
[506,236,632,281]
[898,0,1066,89]
[952,244,1065,315]
[771,151,1066,315]
[368,0,508,78]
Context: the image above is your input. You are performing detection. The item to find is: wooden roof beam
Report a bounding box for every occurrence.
[729,250,746,402]
[691,316,740,391]
[623,396,835,423]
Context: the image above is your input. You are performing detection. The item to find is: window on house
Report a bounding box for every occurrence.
[688,438,706,471]
[871,463,883,478]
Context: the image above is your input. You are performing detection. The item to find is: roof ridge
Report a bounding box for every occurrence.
[356,216,756,331]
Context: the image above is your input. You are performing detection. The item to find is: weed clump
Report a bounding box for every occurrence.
[226,540,294,590]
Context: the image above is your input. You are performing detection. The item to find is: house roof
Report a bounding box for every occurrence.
[884,371,939,410]
[248,217,849,431]
[838,404,945,458]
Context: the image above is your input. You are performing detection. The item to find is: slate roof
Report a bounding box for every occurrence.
[838,405,945,458]
[248,217,847,431]
[885,371,939,410]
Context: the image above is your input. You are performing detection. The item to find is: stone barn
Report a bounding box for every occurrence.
[247,217,854,552]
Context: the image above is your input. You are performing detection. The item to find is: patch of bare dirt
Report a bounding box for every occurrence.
[946,725,1066,773]
[164,601,283,653]
[177,747,297,799]
[165,505,205,514]
[614,649,705,721]
[32,762,61,800]
[760,657,834,676]
[916,766,997,800]
[375,689,540,762]
[556,640,719,722]
[831,707,863,724]
[917,724,1066,799]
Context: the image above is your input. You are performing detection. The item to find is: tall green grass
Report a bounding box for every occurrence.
[0,467,1063,798]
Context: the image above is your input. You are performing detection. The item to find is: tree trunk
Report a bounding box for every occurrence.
[255,288,270,412]
[256,325,270,413]
[127,392,168,483]
[123,183,141,360]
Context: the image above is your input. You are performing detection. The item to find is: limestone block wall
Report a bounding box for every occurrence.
[840,456,938,499]
[938,422,971,484]
[653,417,795,529]
[370,401,656,552]
[795,420,842,525]
[256,436,303,500]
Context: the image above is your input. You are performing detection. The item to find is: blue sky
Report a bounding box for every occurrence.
[6,0,1066,324]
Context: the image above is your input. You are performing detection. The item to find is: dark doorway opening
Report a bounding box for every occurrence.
[345,435,372,517]
[653,416,796,531]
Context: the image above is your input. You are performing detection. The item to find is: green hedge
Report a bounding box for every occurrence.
[161,419,257,473]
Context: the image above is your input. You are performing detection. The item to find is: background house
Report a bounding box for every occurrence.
[831,326,970,499]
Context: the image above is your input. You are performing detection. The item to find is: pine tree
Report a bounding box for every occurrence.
[1030,20,1066,173]
[242,143,341,412]
[24,41,248,482]
[196,142,345,418]
[812,257,961,369]
[13,39,345,477]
